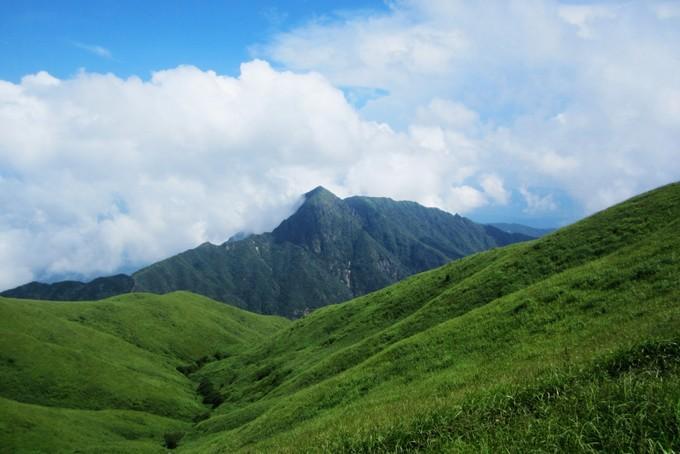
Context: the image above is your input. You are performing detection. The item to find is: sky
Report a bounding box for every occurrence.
[1,0,679,289]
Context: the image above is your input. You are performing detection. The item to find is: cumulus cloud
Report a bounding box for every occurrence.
[480,174,510,205]
[1,0,680,288]
[447,185,488,213]
[0,61,500,288]
[262,0,680,212]
[520,187,557,214]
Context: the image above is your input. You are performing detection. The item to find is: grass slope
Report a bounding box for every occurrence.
[1,183,679,453]
[0,397,188,454]
[177,182,680,452]
[0,292,289,452]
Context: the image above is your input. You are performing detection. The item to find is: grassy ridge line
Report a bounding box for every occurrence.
[177,183,680,451]
[196,182,680,411]
[48,291,290,361]
[0,292,290,422]
[220,217,680,452]
[0,300,199,419]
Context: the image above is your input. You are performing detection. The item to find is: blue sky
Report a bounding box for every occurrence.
[1,1,679,288]
[0,0,387,82]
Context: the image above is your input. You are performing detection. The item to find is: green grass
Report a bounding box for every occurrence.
[177,182,680,452]
[0,291,288,452]
[0,396,189,453]
[301,339,680,453]
[1,182,679,452]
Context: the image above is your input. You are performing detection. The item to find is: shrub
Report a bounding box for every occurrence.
[163,431,184,449]
[198,379,224,408]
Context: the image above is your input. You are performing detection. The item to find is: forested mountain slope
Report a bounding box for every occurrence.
[3,187,530,317]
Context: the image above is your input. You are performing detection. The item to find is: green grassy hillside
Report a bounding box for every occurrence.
[1,183,678,453]
[178,182,680,452]
[0,292,289,452]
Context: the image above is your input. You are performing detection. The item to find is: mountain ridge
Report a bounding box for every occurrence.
[2,186,533,317]
[488,222,555,237]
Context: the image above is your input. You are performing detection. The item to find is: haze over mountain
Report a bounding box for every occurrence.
[488,223,555,238]
[2,187,532,317]
[2,182,678,452]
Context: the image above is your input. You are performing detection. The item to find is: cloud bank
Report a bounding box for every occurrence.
[1,0,679,289]
[262,0,680,210]
[1,62,496,288]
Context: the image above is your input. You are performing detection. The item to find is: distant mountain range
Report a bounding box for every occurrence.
[488,222,555,238]
[2,186,536,317]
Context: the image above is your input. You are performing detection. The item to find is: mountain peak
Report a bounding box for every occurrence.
[304,186,338,202]
[272,185,355,248]
[292,185,344,214]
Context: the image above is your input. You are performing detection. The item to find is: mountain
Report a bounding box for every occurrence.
[488,222,555,237]
[2,182,678,453]
[2,186,531,317]
[0,274,134,301]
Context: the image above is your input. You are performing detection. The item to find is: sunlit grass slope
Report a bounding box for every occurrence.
[177,182,680,452]
[0,396,188,454]
[1,183,678,453]
[0,291,289,452]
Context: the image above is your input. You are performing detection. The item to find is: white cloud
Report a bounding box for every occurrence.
[0,229,34,290]
[73,42,113,59]
[447,185,488,214]
[520,187,557,214]
[21,71,61,88]
[0,61,500,288]
[415,99,479,132]
[0,62,358,286]
[262,0,680,214]
[480,174,510,205]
